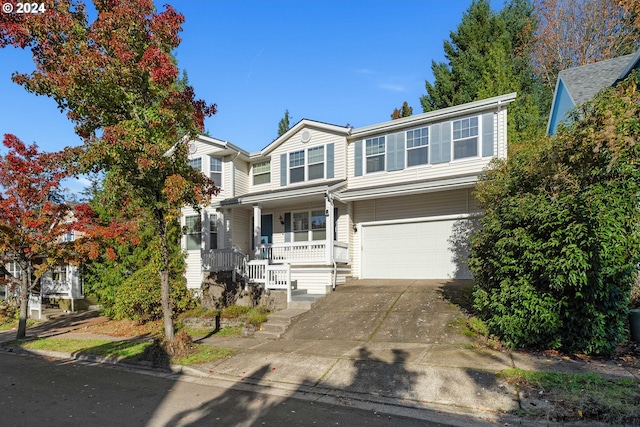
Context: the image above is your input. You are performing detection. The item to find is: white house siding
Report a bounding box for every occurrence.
[231,208,251,255]
[290,266,351,294]
[185,251,202,290]
[350,189,477,279]
[267,127,347,192]
[346,109,507,189]
[233,158,249,197]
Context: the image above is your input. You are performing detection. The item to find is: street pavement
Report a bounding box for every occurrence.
[1,279,638,426]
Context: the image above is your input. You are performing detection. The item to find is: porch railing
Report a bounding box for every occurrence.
[202,248,248,279]
[256,241,349,264]
[246,261,292,302]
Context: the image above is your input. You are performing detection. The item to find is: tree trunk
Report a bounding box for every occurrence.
[16,274,29,339]
[158,215,174,342]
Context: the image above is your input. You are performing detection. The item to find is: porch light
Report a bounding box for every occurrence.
[279,215,285,225]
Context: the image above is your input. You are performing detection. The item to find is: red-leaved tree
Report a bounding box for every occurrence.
[0,134,79,339]
[0,0,217,344]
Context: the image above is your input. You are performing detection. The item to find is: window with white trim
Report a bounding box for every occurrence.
[452,117,479,160]
[365,136,385,173]
[185,215,201,250]
[406,127,429,166]
[289,150,305,183]
[210,156,222,187]
[189,157,202,171]
[307,146,324,180]
[292,210,326,241]
[252,161,270,185]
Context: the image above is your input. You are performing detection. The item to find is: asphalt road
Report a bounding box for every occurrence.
[0,352,465,427]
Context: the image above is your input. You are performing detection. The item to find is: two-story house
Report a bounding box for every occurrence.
[182,93,516,300]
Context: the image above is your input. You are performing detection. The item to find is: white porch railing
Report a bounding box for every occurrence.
[256,241,349,264]
[246,261,292,302]
[202,248,248,279]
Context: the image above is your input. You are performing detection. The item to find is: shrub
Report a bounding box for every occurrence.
[109,263,195,322]
[471,74,640,355]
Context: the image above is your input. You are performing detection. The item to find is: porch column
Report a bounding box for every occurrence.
[325,194,334,264]
[253,204,261,258]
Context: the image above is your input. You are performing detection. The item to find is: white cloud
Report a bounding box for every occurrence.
[378,83,405,92]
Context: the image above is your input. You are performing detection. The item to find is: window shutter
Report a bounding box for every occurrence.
[430,123,442,164]
[440,121,451,163]
[386,132,405,171]
[482,113,494,157]
[280,153,287,186]
[284,212,291,242]
[326,143,335,179]
[354,140,363,176]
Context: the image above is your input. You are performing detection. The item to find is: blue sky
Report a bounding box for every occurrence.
[0,0,476,191]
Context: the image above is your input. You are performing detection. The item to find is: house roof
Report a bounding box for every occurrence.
[256,119,351,157]
[558,53,637,106]
[218,179,347,208]
[349,93,516,140]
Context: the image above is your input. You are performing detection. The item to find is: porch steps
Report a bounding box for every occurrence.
[254,290,325,339]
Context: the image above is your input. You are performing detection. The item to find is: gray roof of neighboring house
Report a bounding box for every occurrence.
[559,53,637,105]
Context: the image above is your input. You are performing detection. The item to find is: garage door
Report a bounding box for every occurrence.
[361,219,472,279]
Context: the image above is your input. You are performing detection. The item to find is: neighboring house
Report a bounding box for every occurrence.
[547,49,640,135]
[182,93,516,299]
[0,208,84,317]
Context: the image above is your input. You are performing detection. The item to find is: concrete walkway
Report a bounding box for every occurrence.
[1,279,638,425]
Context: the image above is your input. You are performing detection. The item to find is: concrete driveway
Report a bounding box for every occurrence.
[282,279,474,346]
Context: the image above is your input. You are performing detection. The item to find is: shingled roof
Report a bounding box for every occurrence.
[558,53,636,105]
[547,49,640,134]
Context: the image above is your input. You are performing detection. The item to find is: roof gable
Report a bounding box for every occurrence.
[259,119,350,156]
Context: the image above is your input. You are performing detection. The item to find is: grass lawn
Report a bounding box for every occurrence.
[499,368,640,424]
[4,337,237,366]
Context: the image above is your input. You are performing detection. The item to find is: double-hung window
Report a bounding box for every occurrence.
[365,136,385,173]
[407,127,429,166]
[307,146,324,180]
[210,156,222,187]
[253,161,270,185]
[452,117,479,160]
[189,157,202,171]
[292,210,326,241]
[185,215,201,250]
[289,150,305,183]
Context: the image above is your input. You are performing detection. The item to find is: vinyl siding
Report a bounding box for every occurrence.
[234,158,249,197]
[269,127,347,190]
[347,108,507,190]
[185,252,203,290]
[232,208,250,254]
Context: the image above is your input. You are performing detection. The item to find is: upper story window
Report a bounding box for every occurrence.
[210,156,222,187]
[452,117,479,160]
[189,157,202,171]
[365,136,385,173]
[185,215,201,250]
[407,127,429,167]
[253,161,271,185]
[289,150,305,183]
[307,146,324,180]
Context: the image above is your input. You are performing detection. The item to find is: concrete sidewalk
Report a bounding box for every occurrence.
[2,280,638,425]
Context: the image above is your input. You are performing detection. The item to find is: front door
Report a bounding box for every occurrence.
[260,214,273,244]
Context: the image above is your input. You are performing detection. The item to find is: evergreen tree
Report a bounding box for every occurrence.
[277,109,292,137]
[390,101,413,120]
[421,0,550,153]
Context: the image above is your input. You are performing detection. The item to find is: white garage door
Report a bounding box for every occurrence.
[361,219,471,279]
